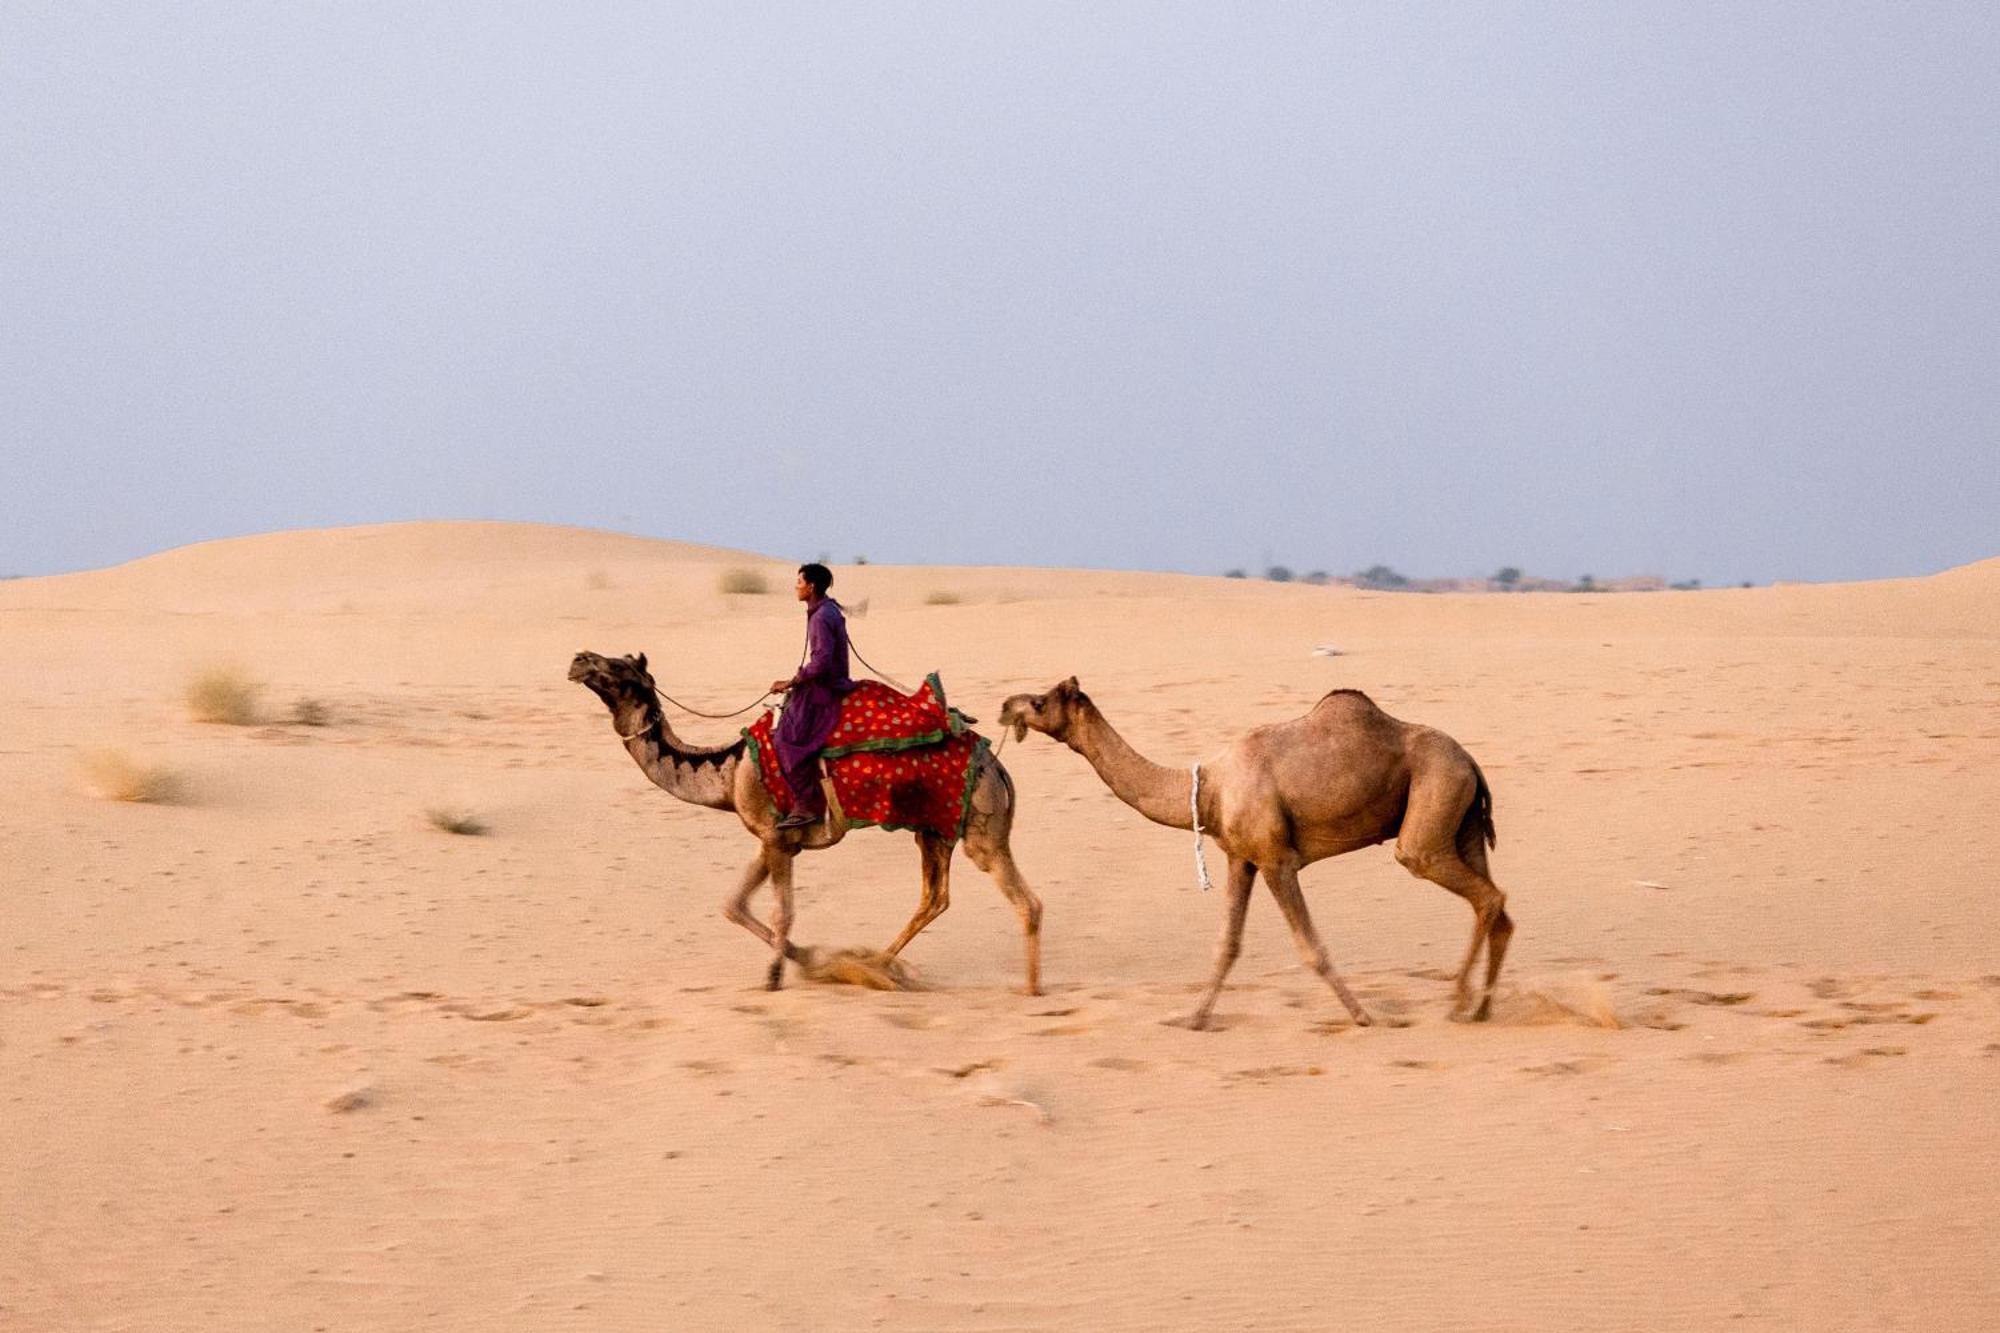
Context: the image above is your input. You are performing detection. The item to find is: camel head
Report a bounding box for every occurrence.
[568,650,658,713]
[998,676,1089,744]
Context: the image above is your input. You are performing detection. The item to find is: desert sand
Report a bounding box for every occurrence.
[3,520,1996,1332]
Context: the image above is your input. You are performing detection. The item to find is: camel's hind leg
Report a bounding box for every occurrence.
[1263,862,1374,1027]
[1460,838,1514,1016]
[1181,856,1255,1030]
[882,832,953,961]
[1394,775,1511,1021]
[961,822,1044,996]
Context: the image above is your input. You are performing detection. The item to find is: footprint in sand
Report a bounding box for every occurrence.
[1224,1065,1325,1084]
[1644,987,1756,1007]
[230,998,328,1019]
[1800,1010,1935,1032]
[443,1003,531,1023]
[1824,1046,1907,1068]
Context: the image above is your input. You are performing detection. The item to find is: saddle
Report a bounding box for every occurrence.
[744,674,989,841]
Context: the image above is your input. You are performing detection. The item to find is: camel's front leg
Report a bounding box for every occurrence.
[721,848,804,969]
[764,851,797,990]
[882,832,952,959]
[1264,862,1373,1027]
[1179,857,1255,1030]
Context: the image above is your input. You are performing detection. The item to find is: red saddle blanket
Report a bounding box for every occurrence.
[743,673,990,840]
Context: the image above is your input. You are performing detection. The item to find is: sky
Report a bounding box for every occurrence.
[4,3,1996,585]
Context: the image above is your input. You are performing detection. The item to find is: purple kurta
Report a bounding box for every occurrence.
[774,596,855,814]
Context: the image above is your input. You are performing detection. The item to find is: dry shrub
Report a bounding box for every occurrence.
[923,590,963,606]
[585,568,612,590]
[794,946,924,991]
[185,666,261,725]
[77,748,179,803]
[291,697,331,727]
[425,807,488,836]
[718,568,770,595]
[1488,973,1622,1029]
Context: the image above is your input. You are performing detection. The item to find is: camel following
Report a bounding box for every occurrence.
[568,651,1043,993]
[998,678,1512,1028]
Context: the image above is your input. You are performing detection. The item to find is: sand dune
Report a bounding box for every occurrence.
[3,522,1996,1331]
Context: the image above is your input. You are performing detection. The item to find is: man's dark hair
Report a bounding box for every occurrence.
[799,562,833,596]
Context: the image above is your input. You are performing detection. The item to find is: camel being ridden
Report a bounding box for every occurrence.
[570,651,1043,993]
[998,678,1512,1028]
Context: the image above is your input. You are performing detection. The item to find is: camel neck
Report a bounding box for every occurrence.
[1067,700,1195,831]
[617,696,741,812]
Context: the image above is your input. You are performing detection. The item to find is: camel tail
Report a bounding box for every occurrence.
[1460,759,1497,853]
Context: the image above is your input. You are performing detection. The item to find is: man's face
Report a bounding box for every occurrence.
[795,572,812,601]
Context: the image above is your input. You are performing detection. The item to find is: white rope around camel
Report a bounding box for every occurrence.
[1190,762,1215,892]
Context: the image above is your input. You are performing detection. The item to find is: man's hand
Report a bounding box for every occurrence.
[770,679,792,695]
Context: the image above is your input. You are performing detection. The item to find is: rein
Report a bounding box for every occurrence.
[651,689,775,721]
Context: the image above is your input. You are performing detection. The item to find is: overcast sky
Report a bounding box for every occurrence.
[5,3,1996,584]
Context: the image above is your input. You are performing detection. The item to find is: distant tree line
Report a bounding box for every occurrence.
[1220,563,1737,593]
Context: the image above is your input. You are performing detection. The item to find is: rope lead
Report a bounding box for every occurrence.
[1190,763,1215,892]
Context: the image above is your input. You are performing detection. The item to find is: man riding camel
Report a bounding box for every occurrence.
[768,562,855,829]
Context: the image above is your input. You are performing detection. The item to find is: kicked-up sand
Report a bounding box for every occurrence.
[2,521,1996,1331]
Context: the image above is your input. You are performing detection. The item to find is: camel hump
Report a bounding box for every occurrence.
[1311,687,1383,715]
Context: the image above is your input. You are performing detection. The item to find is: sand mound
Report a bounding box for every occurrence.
[794,946,925,991]
[1487,973,1623,1028]
[0,521,768,614]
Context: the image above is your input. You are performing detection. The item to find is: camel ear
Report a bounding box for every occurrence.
[634,653,648,671]
[1059,676,1080,698]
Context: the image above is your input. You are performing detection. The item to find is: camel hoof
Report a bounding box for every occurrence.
[1163,1011,1212,1032]
[1349,1010,1375,1028]
[766,959,785,991]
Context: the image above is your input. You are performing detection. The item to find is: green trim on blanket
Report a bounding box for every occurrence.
[740,729,767,794]
[954,734,992,840]
[820,729,951,760]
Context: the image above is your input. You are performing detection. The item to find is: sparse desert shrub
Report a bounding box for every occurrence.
[1355,564,1409,590]
[1302,570,1330,586]
[585,568,612,590]
[77,748,179,803]
[1223,569,1246,579]
[718,568,770,595]
[924,590,962,606]
[185,666,262,725]
[426,807,488,836]
[1265,566,1293,583]
[291,697,331,727]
